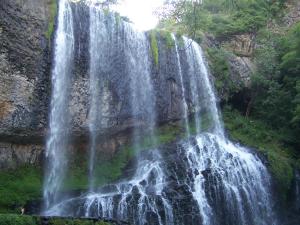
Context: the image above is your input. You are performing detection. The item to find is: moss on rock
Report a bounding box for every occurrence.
[45,0,58,40]
[150,30,159,66]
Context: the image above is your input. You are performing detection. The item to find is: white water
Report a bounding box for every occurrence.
[88,4,107,192]
[183,38,223,137]
[43,0,74,211]
[170,37,276,225]
[172,34,190,137]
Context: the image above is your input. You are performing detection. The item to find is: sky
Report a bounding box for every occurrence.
[113,0,165,31]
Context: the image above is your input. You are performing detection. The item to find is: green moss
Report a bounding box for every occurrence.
[222,106,298,199]
[150,30,159,66]
[115,12,121,28]
[176,35,185,49]
[93,123,183,186]
[45,0,57,40]
[103,8,110,16]
[0,166,42,213]
[159,30,175,49]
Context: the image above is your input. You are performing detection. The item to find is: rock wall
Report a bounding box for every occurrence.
[0,1,204,169]
[0,0,52,168]
[284,1,300,27]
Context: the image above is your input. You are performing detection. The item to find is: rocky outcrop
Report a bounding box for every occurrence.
[202,33,255,101]
[284,2,300,27]
[0,1,203,169]
[228,56,254,87]
[223,34,255,87]
[0,0,52,142]
[0,142,43,169]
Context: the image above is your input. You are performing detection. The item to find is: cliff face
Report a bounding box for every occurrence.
[1,1,298,170]
[0,0,52,168]
[0,1,209,169]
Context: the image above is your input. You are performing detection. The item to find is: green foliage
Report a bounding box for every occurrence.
[0,167,42,213]
[0,214,39,225]
[0,215,111,225]
[150,30,159,66]
[223,106,298,198]
[48,218,111,225]
[158,0,287,39]
[250,22,300,150]
[45,0,57,40]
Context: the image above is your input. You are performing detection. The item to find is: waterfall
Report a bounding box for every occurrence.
[171,37,276,225]
[88,4,107,192]
[43,0,74,211]
[84,6,173,225]
[43,2,278,224]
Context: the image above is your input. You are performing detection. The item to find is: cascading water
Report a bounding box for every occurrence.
[43,1,278,224]
[43,0,74,211]
[170,37,276,225]
[172,34,190,137]
[75,4,173,225]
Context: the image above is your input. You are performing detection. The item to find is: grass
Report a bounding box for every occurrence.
[45,0,57,40]
[222,106,298,199]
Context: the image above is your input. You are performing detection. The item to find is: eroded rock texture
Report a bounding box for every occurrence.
[0,0,52,168]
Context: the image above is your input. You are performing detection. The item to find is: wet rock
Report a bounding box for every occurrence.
[0,142,43,169]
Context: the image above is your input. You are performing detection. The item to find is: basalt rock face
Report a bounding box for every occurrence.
[284,2,300,27]
[202,33,255,95]
[59,3,203,139]
[55,2,205,134]
[0,1,206,169]
[0,0,52,168]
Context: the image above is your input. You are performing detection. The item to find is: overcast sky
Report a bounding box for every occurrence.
[113,0,165,31]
